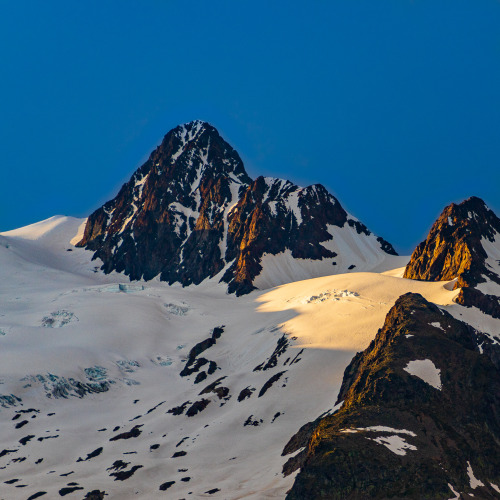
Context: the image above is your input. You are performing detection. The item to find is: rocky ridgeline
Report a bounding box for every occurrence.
[284,293,500,499]
[77,120,396,295]
[283,199,500,499]
[404,196,500,318]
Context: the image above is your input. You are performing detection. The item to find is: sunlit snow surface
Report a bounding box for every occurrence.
[0,216,462,499]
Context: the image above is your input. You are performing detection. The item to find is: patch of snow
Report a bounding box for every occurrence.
[430,321,445,331]
[467,461,485,489]
[118,202,138,234]
[287,190,303,226]
[368,434,417,456]
[268,200,278,216]
[404,359,442,390]
[70,219,87,246]
[169,202,200,239]
[190,142,209,195]
[134,172,149,200]
[253,242,405,292]
[1,215,72,240]
[356,426,416,436]
[170,125,189,162]
[447,303,500,342]
[134,173,148,188]
[447,483,460,499]
[477,236,500,296]
[288,446,306,458]
[448,216,454,226]
[490,483,500,494]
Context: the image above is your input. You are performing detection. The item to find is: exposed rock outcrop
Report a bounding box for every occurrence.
[404,196,500,287]
[77,120,251,285]
[77,121,396,295]
[284,293,500,499]
[404,196,500,318]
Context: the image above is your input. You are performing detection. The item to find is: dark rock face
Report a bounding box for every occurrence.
[83,491,107,500]
[26,493,47,500]
[78,121,396,295]
[109,465,143,481]
[237,387,254,402]
[109,425,142,441]
[258,371,286,397]
[77,447,103,462]
[222,178,344,294]
[222,177,396,294]
[78,120,251,284]
[284,293,500,500]
[159,481,175,491]
[180,326,223,378]
[253,334,289,371]
[185,399,210,417]
[59,486,84,496]
[456,287,500,320]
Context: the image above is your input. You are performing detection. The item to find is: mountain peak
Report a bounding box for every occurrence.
[404,196,500,286]
[443,196,493,229]
[78,121,398,293]
[170,119,216,143]
[141,119,249,183]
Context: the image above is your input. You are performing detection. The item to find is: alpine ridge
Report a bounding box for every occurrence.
[77,120,397,294]
[280,197,500,499]
[284,293,500,499]
[404,196,500,318]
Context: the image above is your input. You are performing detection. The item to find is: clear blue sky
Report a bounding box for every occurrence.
[1,1,499,254]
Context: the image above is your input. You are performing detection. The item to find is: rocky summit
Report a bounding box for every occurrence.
[77,120,252,287]
[404,196,500,318]
[283,293,500,500]
[404,196,500,287]
[77,120,396,295]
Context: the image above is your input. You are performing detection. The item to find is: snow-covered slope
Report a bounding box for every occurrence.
[0,217,471,499]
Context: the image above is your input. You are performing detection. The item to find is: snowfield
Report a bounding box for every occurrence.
[0,216,463,499]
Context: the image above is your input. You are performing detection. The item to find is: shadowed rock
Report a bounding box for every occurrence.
[77,121,395,295]
[284,293,500,499]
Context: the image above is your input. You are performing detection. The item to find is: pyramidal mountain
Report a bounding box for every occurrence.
[77,120,396,295]
[0,121,499,499]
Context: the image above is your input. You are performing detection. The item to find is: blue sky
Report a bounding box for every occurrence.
[1,1,499,253]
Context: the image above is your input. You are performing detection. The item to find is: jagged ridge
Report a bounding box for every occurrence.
[283,293,500,499]
[403,196,500,318]
[77,120,251,285]
[404,196,500,287]
[77,120,396,294]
